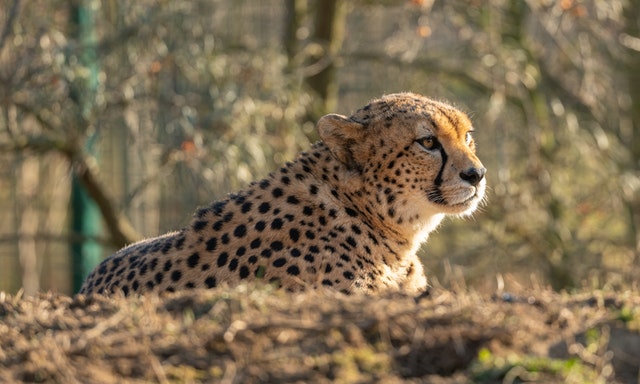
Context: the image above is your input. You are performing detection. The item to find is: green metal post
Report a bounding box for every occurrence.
[69,0,102,293]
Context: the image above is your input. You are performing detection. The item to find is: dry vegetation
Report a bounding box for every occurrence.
[1,285,639,383]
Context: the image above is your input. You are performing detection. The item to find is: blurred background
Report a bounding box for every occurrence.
[0,0,638,295]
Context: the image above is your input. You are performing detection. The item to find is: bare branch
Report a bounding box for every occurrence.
[0,134,142,248]
[0,232,113,247]
[0,0,21,53]
[67,149,143,248]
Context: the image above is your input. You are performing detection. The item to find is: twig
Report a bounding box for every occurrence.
[0,0,21,53]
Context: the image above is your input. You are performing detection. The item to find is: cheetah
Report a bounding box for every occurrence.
[79,92,486,296]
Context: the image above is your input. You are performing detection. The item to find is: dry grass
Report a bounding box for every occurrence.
[1,285,639,383]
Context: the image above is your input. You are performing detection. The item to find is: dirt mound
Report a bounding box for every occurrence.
[0,286,639,383]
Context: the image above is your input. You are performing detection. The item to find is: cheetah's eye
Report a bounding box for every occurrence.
[416,136,440,151]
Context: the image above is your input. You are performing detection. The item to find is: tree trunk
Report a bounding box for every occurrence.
[305,0,347,117]
[622,0,640,259]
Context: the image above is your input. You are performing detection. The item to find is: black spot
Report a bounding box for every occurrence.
[193,220,208,231]
[212,201,227,214]
[290,248,301,257]
[273,258,287,267]
[250,238,262,249]
[126,270,136,281]
[258,202,271,214]
[150,258,159,271]
[302,206,313,216]
[270,241,284,251]
[163,260,172,272]
[305,230,315,240]
[221,233,230,244]
[241,202,253,213]
[205,276,217,288]
[286,265,300,276]
[325,264,333,273]
[309,185,319,194]
[236,247,246,257]
[132,280,139,291]
[387,194,396,204]
[281,176,291,185]
[309,245,320,254]
[212,220,224,231]
[185,282,196,289]
[322,279,333,286]
[255,221,266,232]
[343,271,355,280]
[351,225,362,234]
[345,207,358,217]
[239,266,250,279]
[121,285,129,296]
[146,281,155,290]
[289,228,300,242]
[259,179,270,189]
[223,212,234,223]
[206,237,217,251]
[202,263,210,271]
[195,207,209,218]
[387,160,395,169]
[271,218,284,229]
[154,272,163,284]
[272,188,284,198]
[228,258,238,271]
[187,252,200,268]
[232,194,246,204]
[171,270,182,282]
[346,236,357,248]
[304,254,314,263]
[234,224,247,238]
[340,254,350,262]
[217,252,229,267]
[287,196,300,205]
[248,256,258,264]
[261,249,273,258]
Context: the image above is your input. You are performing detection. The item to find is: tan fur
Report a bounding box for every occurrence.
[80,93,486,296]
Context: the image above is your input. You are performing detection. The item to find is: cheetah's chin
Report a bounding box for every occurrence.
[447,187,484,214]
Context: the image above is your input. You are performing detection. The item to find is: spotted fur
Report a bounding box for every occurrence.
[80,93,486,296]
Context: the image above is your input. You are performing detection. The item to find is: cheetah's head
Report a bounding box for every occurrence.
[317,92,486,226]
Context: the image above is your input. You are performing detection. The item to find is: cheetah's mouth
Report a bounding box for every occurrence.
[427,186,482,209]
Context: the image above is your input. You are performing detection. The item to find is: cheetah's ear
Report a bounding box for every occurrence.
[317,114,365,171]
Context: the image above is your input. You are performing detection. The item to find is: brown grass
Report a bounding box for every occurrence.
[1,285,639,383]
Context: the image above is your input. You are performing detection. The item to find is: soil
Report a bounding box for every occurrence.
[1,285,639,383]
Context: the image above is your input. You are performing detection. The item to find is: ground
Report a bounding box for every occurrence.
[1,285,639,383]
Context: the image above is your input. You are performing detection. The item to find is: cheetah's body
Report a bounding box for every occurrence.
[80,93,486,296]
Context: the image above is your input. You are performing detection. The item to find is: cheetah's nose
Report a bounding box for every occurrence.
[459,167,486,187]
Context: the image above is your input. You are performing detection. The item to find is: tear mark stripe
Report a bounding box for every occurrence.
[434,146,448,186]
